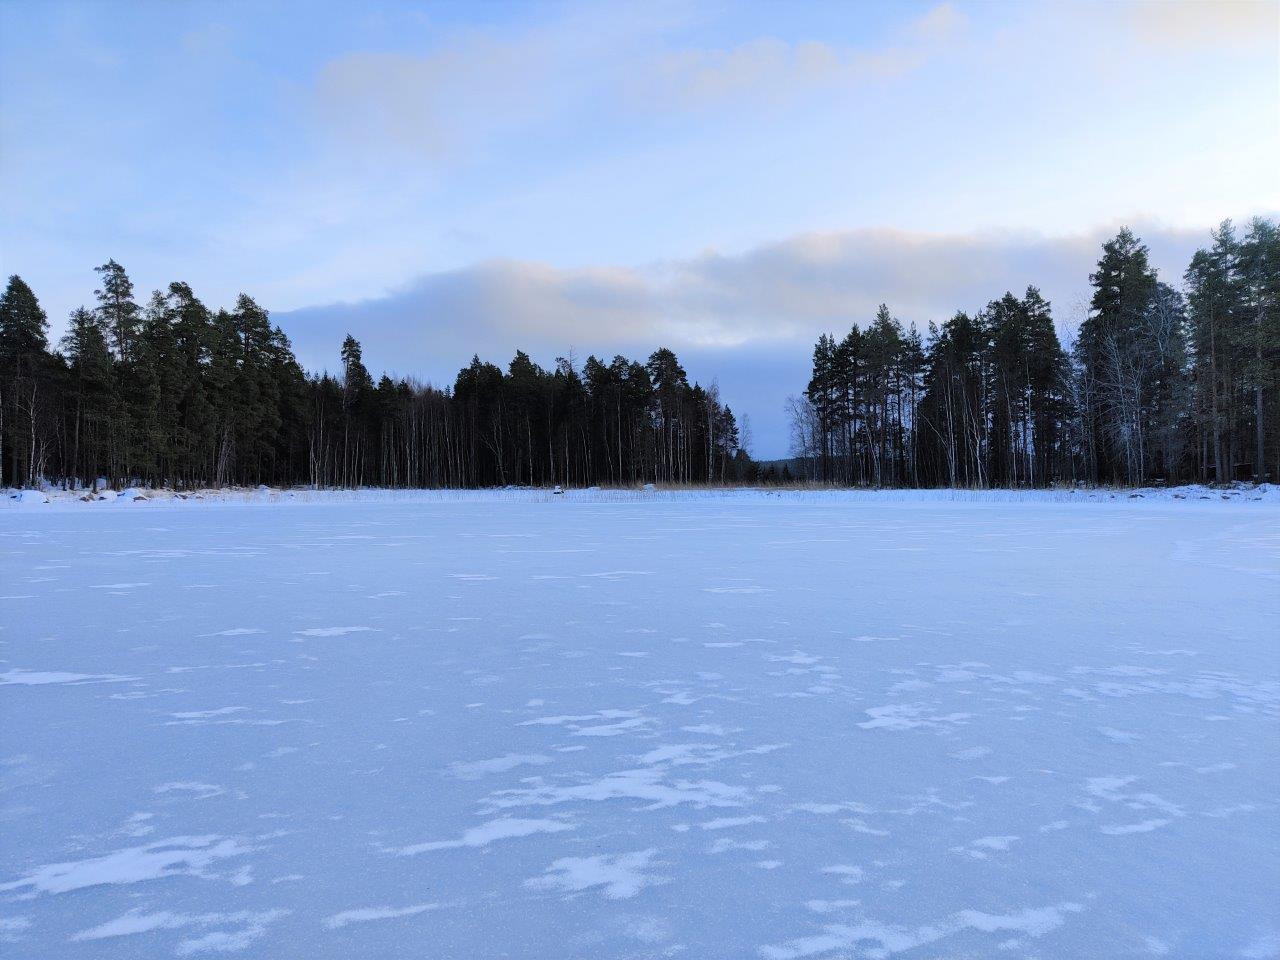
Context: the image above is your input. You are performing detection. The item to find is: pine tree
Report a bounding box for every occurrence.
[94,260,142,360]
[1185,222,1240,481]
[233,295,283,482]
[338,334,373,486]
[1022,287,1069,485]
[59,306,117,486]
[833,326,862,484]
[207,308,242,485]
[1076,228,1162,483]
[805,334,837,481]
[1237,218,1280,480]
[0,275,51,485]
[165,283,214,486]
[864,305,904,485]
[899,325,927,486]
[647,348,688,482]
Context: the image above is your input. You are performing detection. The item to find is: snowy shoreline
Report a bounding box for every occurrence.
[4,482,1278,510]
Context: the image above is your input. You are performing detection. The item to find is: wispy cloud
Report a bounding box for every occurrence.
[632,3,965,110]
[311,3,686,162]
[315,40,551,161]
[310,2,967,161]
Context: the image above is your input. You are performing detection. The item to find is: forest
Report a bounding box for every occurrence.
[790,219,1279,487]
[0,261,744,490]
[1,219,1276,491]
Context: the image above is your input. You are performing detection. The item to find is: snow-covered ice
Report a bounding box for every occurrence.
[1,490,1277,958]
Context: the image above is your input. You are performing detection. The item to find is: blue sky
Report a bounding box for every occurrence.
[2,0,1277,456]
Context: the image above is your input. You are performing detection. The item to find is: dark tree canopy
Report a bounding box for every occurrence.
[791,220,1279,487]
[4,220,1277,491]
[0,264,745,489]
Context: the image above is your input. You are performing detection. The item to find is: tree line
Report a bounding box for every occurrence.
[0,262,747,489]
[3,218,1275,492]
[791,220,1279,487]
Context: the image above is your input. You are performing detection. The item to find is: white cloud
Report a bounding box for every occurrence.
[1122,0,1279,51]
[608,3,963,112]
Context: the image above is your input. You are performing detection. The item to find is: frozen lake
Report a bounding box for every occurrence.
[2,492,1278,958]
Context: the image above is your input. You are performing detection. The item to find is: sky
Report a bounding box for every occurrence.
[2,0,1278,457]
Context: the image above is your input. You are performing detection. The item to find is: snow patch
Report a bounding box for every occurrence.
[395,818,574,855]
[525,849,665,900]
[323,903,438,929]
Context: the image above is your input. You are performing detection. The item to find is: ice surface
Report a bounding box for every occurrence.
[1,491,1277,957]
